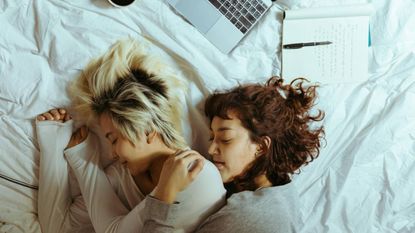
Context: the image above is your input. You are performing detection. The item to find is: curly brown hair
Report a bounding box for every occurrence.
[204,77,325,193]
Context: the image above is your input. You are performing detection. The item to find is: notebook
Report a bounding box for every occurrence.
[166,0,272,54]
[281,4,373,84]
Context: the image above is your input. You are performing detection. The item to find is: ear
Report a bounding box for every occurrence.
[262,136,271,149]
[146,131,157,144]
[256,136,271,156]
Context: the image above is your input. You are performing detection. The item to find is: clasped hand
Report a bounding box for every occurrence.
[153,150,205,204]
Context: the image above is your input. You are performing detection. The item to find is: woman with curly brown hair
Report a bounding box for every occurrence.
[140,77,325,233]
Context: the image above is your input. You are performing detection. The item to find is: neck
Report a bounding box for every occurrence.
[130,144,178,195]
[254,174,272,190]
[135,140,177,178]
[147,147,177,184]
[226,174,272,196]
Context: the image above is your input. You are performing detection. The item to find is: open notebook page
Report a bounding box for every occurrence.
[281,4,373,84]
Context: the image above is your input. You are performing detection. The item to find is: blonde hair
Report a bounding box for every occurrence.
[69,38,187,150]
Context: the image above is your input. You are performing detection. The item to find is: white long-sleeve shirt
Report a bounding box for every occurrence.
[37,120,226,233]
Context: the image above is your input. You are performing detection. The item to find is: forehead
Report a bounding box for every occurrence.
[210,111,243,132]
[99,114,116,134]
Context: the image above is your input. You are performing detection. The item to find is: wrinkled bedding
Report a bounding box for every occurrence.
[1,0,415,232]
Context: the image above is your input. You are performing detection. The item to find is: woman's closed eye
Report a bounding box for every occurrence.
[112,138,118,145]
[209,135,232,144]
[220,138,232,144]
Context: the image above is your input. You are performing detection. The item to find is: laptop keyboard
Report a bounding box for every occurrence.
[208,0,269,34]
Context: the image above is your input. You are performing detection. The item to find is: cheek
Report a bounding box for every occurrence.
[115,141,135,160]
[232,153,255,172]
[223,143,256,175]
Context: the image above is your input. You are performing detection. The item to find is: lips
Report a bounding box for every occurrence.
[212,160,225,170]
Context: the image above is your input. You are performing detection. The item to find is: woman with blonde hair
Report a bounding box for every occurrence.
[36,38,226,233]
[139,77,325,233]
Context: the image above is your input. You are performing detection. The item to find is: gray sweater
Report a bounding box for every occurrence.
[141,183,299,233]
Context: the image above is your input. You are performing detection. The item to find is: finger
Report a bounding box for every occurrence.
[175,149,201,159]
[60,109,70,121]
[37,115,45,121]
[42,112,54,120]
[174,150,193,159]
[66,126,89,149]
[188,159,205,179]
[64,113,72,122]
[180,153,205,168]
[50,109,61,120]
[79,126,88,139]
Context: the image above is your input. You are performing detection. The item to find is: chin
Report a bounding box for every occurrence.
[220,172,231,183]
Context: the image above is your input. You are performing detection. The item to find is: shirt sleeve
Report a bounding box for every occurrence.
[36,120,93,233]
[68,169,96,232]
[64,131,146,233]
[139,159,227,233]
[139,196,227,233]
[139,196,223,233]
[140,196,181,233]
[139,197,269,233]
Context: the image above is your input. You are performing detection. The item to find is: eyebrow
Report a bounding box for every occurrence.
[212,127,233,132]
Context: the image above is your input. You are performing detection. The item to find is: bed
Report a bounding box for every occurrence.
[1,0,414,232]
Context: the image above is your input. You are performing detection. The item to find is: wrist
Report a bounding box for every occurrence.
[153,186,177,204]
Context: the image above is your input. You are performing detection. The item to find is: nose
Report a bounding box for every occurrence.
[208,140,219,156]
[111,146,119,161]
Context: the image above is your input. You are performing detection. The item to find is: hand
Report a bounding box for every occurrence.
[37,108,71,122]
[154,150,205,204]
[66,126,88,149]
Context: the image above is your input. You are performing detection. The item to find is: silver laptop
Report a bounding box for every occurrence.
[166,0,273,54]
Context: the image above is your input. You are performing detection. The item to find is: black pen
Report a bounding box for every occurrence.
[283,41,332,49]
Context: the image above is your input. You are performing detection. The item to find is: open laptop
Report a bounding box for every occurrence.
[166,0,273,54]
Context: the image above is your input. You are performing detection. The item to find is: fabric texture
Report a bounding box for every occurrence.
[36,119,94,233]
[142,183,299,233]
[2,1,415,232]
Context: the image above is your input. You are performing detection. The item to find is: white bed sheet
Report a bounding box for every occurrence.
[1,0,414,232]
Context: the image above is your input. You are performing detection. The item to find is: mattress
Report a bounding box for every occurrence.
[1,0,414,232]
